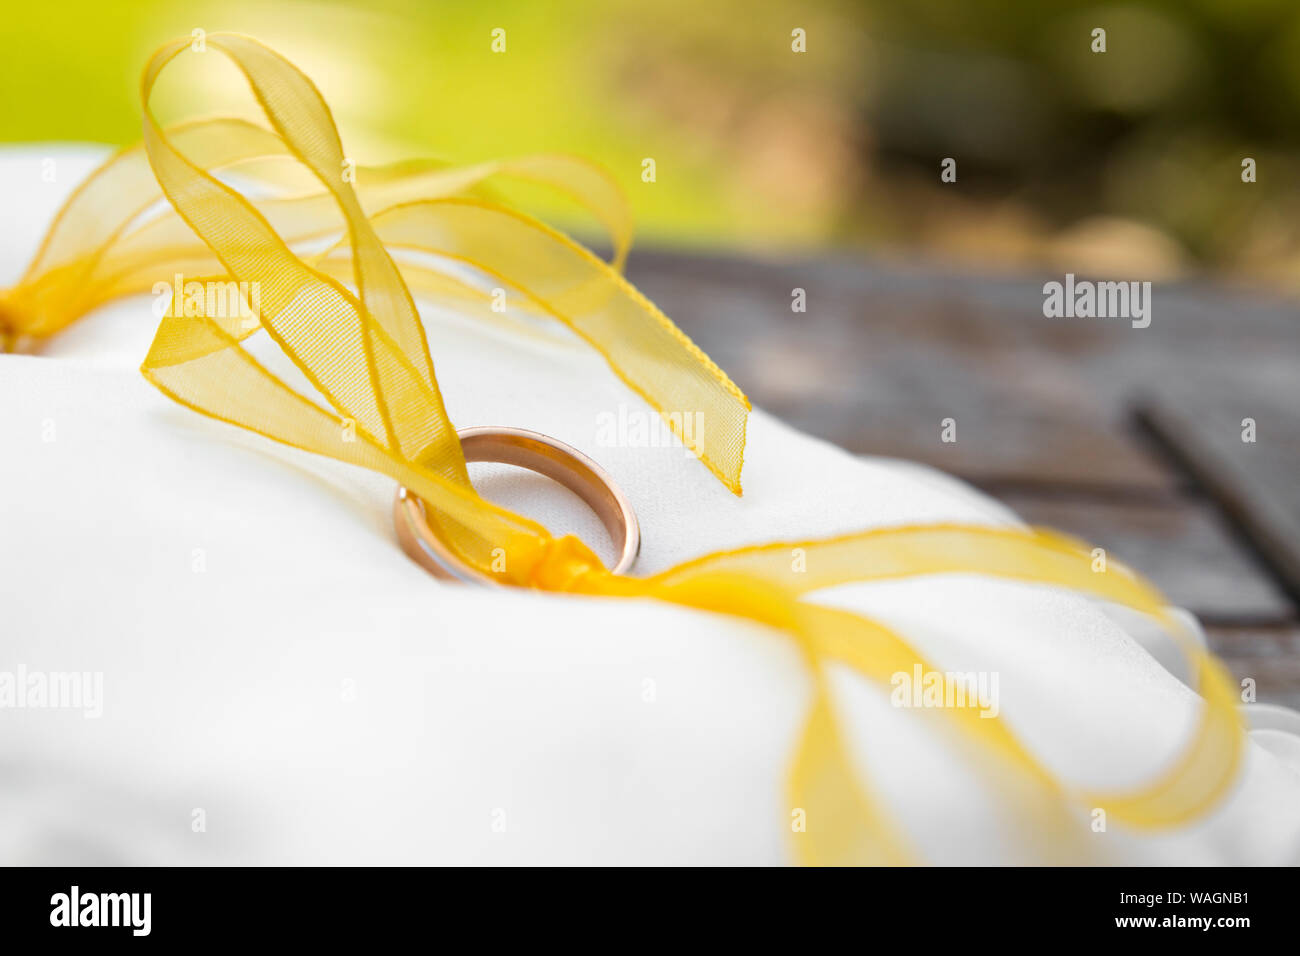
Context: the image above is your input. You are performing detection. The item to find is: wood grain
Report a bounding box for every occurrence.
[1137,385,1300,606]
[1003,492,1292,622]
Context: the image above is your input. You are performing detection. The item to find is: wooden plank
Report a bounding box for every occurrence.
[1000,493,1294,623]
[780,400,1173,491]
[627,257,1177,491]
[628,247,1300,345]
[1209,626,1300,712]
[1136,385,1300,605]
[628,250,1300,493]
[628,250,1300,434]
[1207,624,1300,658]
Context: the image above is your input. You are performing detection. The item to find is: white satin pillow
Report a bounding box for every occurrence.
[2,146,1298,865]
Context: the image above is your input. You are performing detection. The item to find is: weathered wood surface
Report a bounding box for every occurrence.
[1003,493,1291,624]
[1137,385,1300,606]
[627,248,1300,709]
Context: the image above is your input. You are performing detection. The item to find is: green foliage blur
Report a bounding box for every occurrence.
[4,0,1300,284]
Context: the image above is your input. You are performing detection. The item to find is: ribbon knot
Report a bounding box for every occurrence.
[515,534,609,593]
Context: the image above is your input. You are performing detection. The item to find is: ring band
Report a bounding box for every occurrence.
[394,426,641,585]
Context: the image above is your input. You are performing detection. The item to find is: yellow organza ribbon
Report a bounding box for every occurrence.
[0,33,1245,864]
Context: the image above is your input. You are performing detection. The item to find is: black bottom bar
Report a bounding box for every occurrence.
[0,865,1286,942]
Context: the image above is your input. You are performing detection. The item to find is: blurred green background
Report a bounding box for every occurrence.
[5,0,1300,286]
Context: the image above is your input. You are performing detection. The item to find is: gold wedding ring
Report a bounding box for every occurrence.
[394,426,640,585]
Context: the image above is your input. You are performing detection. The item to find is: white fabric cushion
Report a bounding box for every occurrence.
[3,146,1299,865]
